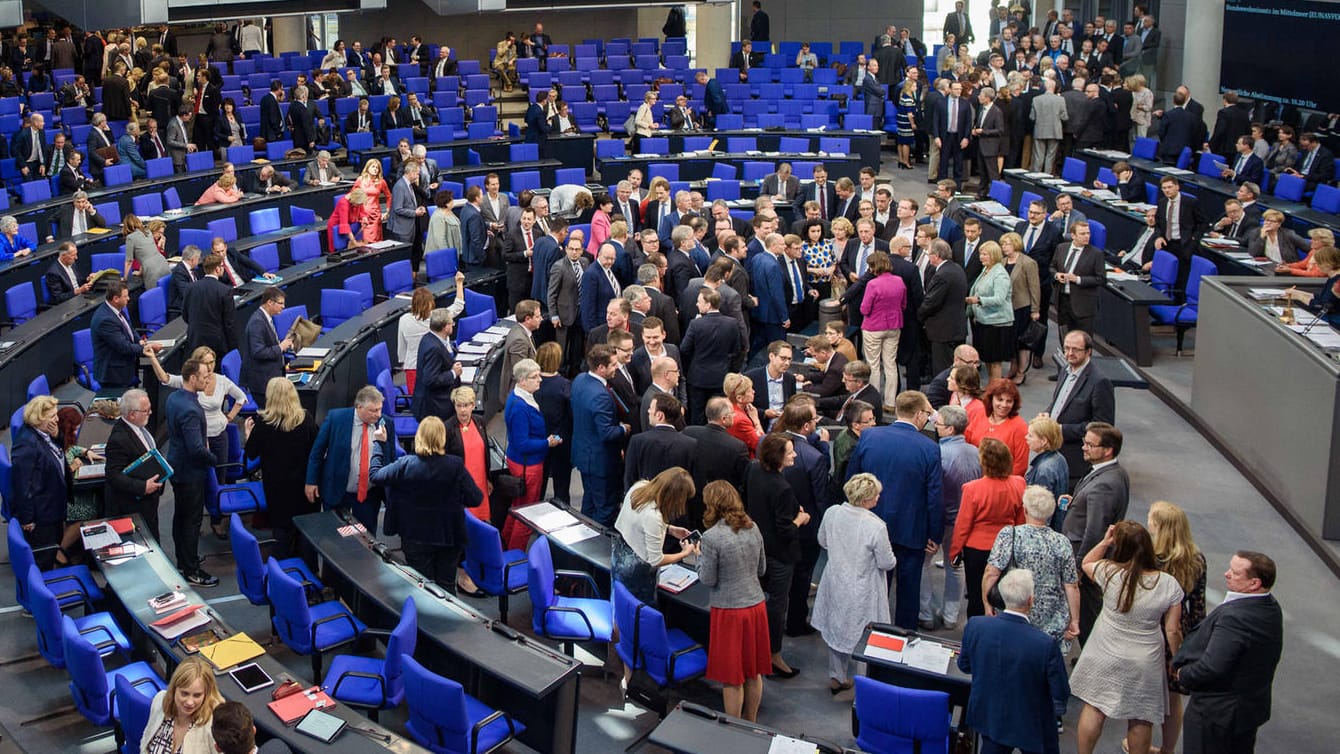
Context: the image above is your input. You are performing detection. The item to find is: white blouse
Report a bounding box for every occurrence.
[165,373,246,437]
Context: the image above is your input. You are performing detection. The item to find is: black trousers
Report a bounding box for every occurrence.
[543,441,572,505]
[763,556,794,654]
[962,547,991,618]
[1054,292,1095,336]
[937,133,967,184]
[930,339,961,377]
[1183,702,1259,754]
[1078,572,1102,646]
[1165,239,1194,303]
[687,384,718,427]
[171,479,206,574]
[556,323,585,378]
[786,530,820,633]
[402,540,463,594]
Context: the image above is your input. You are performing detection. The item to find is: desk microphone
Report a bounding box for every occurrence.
[371,541,392,562]
[346,725,392,743]
[1300,299,1336,337]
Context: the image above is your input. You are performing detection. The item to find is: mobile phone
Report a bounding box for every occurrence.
[150,591,176,606]
[683,530,702,545]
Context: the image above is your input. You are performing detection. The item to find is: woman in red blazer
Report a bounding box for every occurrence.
[327,187,368,251]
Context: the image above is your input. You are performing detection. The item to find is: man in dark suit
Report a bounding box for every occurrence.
[59,152,95,194]
[776,401,834,635]
[44,242,92,305]
[1156,90,1199,163]
[1287,131,1336,193]
[745,339,798,426]
[305,385,398,534]
[664,229,700,304]
[816,361,884,425]
[679,288,742,425]
[624,393,696,489]
[1073,82,1108,151]
[1046,330,1116,485]
[1050,221,1106,336]
[412,308,461,422]
[92,282,155,389]
[167,246,200,319]
[1206,200,1253,245]
[166,357,225,587]
[209,238,270,289]
[240,287,292,407]
[847,391,942,629]
[605,329,641,430]
[86,113,117,180]
[629,316,681,394]
[729,40,757,71]
[12,113,49,180]
[1153,176,1207,298]
[547,232,588,377]
[760,164,800,204]
[1205,91,1252,158]
[524,90,552,158]
[942,1,975,43]
[683,397,750,521]
[139,117,171,161]
[181,254,237,363]
[1015,200,1063,366]
[932,80,972,186]
[830,178,861,225]
[957,569,1070,754]
[666,94,699,131]
[1062,421,1129,644]
[799,334,848,398]
[613,181,642,235]
[637,350,683,421]
[101,63,133,123]
[285,86,317,154]
[530,217,566,327]
[837,220,891,323]
[1172,551,1284,754]
[695,71,729,127]
[571,345,631,526]
[1221,135,1264,187]
[794,164,837,220]
[972,87,1006,194]
[918,240,969,375]
[105,389,166,542]
[459,185,488,267]
[580,244,623,333]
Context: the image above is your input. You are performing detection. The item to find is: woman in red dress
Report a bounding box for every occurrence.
[444,385,491,595]
[352,158,389,243]
[723,372,764,458]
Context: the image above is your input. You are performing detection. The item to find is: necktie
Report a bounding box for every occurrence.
[1051,370,1077,414]
[154,133,165,157]
[1063,247,1081,291]
[818,184,827,217]
[1230,220,1240,237]
[605,383,627,415]
[606,267,620,295]
[948,98,958,132]
[356,423,371,502]
[223,260,238,286]
[73,209,86,236]
[572,260,582,293]
[789,258,803,304]
[1168,199,1179,239]
[524,229,533,271]
[1024,225,1037,253]
[1304,150,1315,173]
[119,308,134,339]
[49,149,63,175]
[858,244,871,276]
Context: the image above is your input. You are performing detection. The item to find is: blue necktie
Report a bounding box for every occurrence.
[790,259,803,304]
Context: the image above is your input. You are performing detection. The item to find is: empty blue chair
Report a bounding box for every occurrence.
[527,537,613,654]
[612,581,707,689]
[509,143,539,162]
[725,136,757,152]
[73,328,98,390]
[185,151,214,172]
[706,180,741,202]
[462,515,528,624]
[366,342,403,397]
[1087,219,1108,251]
[131,193,163,218]
[267,557,366,678]
[343,272,375,309]
[555,167,586,186]
[510,170,541,193]
[115,674,155,754]
[402,655,522,754]
[62,614,165,727]
[1196,152,1225,179]
[208,217,238,242]
[230,513,322,607]
[462,288,497,322]
[145,157,174,179]
[138,287,166,333]
[25,374,47,401]
[181,229,215,252]
[321,288,362,331]
[711,163,738,181]
[8,518,103,612]
[29,564,130,669]
[4,282,37,327]
[227,145,254,164]
[249,243,280,273]
[290,231,322,262]
[1312,183,1340,214]
[716,113,744,130]
[382,260,414,295]
[845,113,874,130]
[648,163,679,182]
[249,207,282,235]
[854,676,951,754]
[163,186,182,209]
[91,253,121,274]
[1132,137,1158,160]
[1149,250,1179,296]
[455,311,492,346]
[1061,157,1087,183]
[265,141,294,160]
[375,368,417,441]
[322,596,417,720]
[19,179,51,203]
[640,137,669,155]
[425,247,459,281]
[1150,255,1216,355]
[818,137,850,154]
[1175,146,1193,170]
[741,161,773,182]
[1273,173,1305,202]
[1096,166,1118,187]
[988,180,1012,206]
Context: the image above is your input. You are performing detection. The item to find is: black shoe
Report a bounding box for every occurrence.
[186,570,220,588]
[1031,354,1044,369]
[769,664,800,679]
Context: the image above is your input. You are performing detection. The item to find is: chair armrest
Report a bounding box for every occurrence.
[77,623,119,652]
[470,709,514,753]
[310,611,362,650]
[218,484,263,510]
[666,641,705,679]
[393,393,412,412]
[554,569,602,598]
[328,669,387,707]
[362,627,394,641]
[542,605,596,641]
[502,557,528,592]
[45,572,91,600]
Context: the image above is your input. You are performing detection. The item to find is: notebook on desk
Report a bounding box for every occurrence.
[267,687,337,725]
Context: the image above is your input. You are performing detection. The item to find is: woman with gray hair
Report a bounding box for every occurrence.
[0,215,34,260]
[811,472,896,695]
[502,358,560,550]
[982,484,1080,652]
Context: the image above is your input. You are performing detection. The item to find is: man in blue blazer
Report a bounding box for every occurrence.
[957,569,1070,754]
[412,309,461,421]
[259,80,286,142]
[579,244,621,332]
[166,357,225,587]
[240,287,292,407]
[747,232,789,359]
[745,339,797,426]
[524,89,552,157]
[459,185,487,267]
[846,390,943,629]
[529,217,567,314]
[1221,135,1264,187]
[91,282,155,389]
[570,344,630,526]
[679,288,742,424]
[305,385,399,535]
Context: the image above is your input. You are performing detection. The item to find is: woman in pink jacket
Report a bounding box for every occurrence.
[586,193,614,254]
[858,251,906,410]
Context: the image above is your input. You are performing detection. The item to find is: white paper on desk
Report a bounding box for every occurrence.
[1090,190,1120,201]
[1059,185,1086,194]
[903,640,955,674]
[102,542,149,566]
[1024,171,1053,179]
[473,331,505,344]
[552,524,601,546]
[532,508,580,532]
[81,523,121,550]
[1155,167,1195,176]
[297,347,331,358]
[366,240,399,250]
[1039,177,1068,185]
[459,366,478,383]
[1305,330,1340,348]
[863,644,905,663]
[1108,271,1139,281]
[1003,168,1029,175]
[458,342,492,354]
[767,734,817,754]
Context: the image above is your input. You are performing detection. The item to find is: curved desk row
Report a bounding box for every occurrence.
[293,512,582,754]
[347,133,595,175]
[598,151,863,185]
[653,128,883,171]
[90,514,427,753]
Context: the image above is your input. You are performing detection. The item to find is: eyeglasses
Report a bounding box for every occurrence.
[1081,440,1104,448]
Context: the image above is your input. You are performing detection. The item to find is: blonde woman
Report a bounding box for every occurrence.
[1142,501,1206,754]
[140,657,223,754]
[244,378,319,557]
[1247,209,1309,265]
[633,91,659,151]
[1127,74,1153,140]
[193,173,243,206]
[966,240,1014,380]
[998,232,1040,384]
[353,158,390,242]
[723,372,765,458]
[123,213,169,289]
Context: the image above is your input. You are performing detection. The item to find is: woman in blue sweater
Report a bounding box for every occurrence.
[502,358,561,550]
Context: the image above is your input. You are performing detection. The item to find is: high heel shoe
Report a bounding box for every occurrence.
[829,680,853,695]
[769,664,800,679]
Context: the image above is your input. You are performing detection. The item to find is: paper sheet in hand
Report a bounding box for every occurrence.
[903,640,955,674]
[863,631,906,663]
[552,524,601,546]
[767,734,817,754]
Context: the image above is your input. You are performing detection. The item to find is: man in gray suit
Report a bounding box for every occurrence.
[760,163,800,204]
[388,163,425,243]
[971,87,1005,197]
[166,107,195,172]
[1029,77,1068,173]
[1046,330,1115,484]
[1062,421,1129,645]
[547,233,589,376]
[499,300,541,397]
[1050,221,1106,336]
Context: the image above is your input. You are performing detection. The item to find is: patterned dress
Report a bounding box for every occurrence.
[1166,551,1207,694]
[895,89,917,145]
[987,523,1077,652]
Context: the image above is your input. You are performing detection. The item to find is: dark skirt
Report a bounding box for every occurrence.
[972,321,1015,363]
[611,534,658,605]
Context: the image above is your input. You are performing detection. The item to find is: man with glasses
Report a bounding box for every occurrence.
[818,360,884,425]
[847,390,943,630]
[746,340,798,428]
[924,344,980,408]
[105,389,165,541]
[1014,199,1062,368]
[1043,330,1115,487]
[240,286,293,409]
[1062,421,1129,645]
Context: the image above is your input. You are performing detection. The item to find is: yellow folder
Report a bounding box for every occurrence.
[199,632,266,670]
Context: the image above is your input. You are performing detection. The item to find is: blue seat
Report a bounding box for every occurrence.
[1149,249,1179,296]
[462,288,497,322]
[273,305,307,346]
[322,596,417,717]
[145,157,174,179]
[26,374,48,402]
[343,272,375,309]
[131,193,163,218]
[19,179,51,203]
[249,207,282,235]
[425,247,458,281]
[227,145,254,164]
[710,163,738,181]
[1132,137,1158,160]
[527,538,613,654]
[555,167,586,187]
[648,163,679,182]
[162,186,182,209]
[375,368,417,441]
[706,180,741,202]
[1061,157,1087,183]
[402,655,523,754]
[62,613,165,726]
[741,161,773,182]
[249,243,280,273]
[382,260,414,295]
[640,137,669,155]
[509,143,539,162]
[455,310,493,345]
[115,674,155,754]
[73,328,99,390]
[181,229,214,254]
[1096,167,1118,187]
[366,341,403,395]
[208,217,238,242]
[725,136,756,153]
[185,151,214,172]
[231,513,322,607]
[462,514,528,623]
[91,253,121,274]
[845,113,874,130]
[1273,173,1305,202]
[853,676,952,754]
[1175,146,1193,170]
[9,519,103,613]
[267,557,365,679]
[321,288,362,331]
[290,231,322,262]
[290,204,317,226]
[1312,183,1340,214]
[265,141,294,160]
[29,566,131,669]
[988,180,1012,206]
[5,282,37,326]
[1017,191,1043,219]
[1150,255,1215,354]
[138,287,166,334]
[612,581,706,687]
[1196,152,1225,179]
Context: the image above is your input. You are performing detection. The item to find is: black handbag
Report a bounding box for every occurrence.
[1017,319,1047,353]
[986,526,1017,612]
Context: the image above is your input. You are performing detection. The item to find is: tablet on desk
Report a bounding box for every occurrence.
[294,708,346,743]
[229,662,274,694]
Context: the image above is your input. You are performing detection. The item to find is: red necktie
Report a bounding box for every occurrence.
[356,423,371,502]
[524,229,533,271]
[154,134,164,157]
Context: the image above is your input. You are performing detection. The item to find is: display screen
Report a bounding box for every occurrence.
[1221,0,1340,112]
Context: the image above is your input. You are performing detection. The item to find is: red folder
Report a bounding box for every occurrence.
[867,632,906,653]
[267,687,337,724]
[108,517,135,535]
[151,604,204,627]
